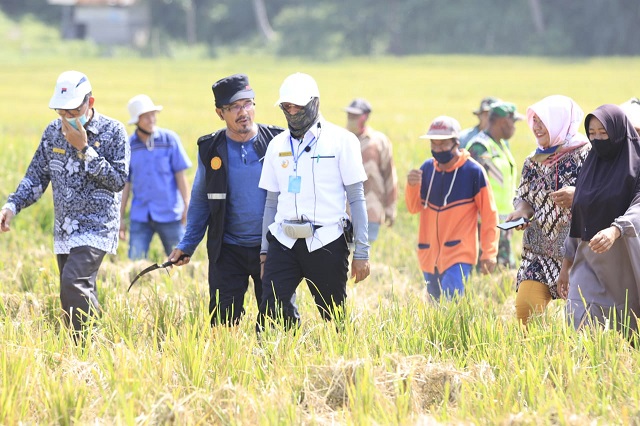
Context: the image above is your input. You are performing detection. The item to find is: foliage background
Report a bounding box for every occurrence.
[1,0,639,58]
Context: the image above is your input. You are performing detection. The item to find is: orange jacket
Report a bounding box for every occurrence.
[405,150,499,273]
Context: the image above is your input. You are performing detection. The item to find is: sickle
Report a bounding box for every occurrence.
[127,254,189,292]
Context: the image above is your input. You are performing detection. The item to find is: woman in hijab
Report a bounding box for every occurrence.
[505,95,590,326]
[558,104,640,336]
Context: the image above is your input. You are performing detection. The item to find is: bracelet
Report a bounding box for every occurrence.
[611,222,623,238]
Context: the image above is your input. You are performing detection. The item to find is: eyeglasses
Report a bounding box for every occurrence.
[55,102,87,117]
[279,103,303,113]
[55,94,90,116]
[221,100,255,114]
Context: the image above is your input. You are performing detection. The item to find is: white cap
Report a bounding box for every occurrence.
[49,70,92,109]
[275,72,320,106]
[127,94,163,124]
[619,98,640,129]
[419,115,462,140]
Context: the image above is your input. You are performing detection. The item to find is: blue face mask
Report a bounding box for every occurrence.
[64,113,88,130]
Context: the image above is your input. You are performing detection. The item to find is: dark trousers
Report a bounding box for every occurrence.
[209,243,262,326]
[56,246,106,333]
[257,232,349,330]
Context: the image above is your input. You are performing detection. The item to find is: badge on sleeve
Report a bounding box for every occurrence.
[210,156,222,170]
[288,175,301,193]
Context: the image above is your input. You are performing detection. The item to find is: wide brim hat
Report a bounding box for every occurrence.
[127,94,163,124]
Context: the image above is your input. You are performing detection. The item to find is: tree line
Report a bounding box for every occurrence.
[2,0,639,58]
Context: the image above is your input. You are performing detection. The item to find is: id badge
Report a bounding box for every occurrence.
[288,175,301,193]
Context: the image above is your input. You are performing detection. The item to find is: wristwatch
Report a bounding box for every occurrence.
[611,222,623,238]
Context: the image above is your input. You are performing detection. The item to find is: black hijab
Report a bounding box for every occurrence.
[570,104,640,240]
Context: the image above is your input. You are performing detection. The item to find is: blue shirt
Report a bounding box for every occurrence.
[175,135,266,254]
[223,135,266,246]
[176,156,208,255]
[128,128,191,222]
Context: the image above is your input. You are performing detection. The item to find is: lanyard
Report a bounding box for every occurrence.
[289,135,316,166]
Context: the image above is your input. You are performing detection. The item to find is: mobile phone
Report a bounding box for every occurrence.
[497,217,529,230]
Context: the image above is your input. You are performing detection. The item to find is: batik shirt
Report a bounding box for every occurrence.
[3,111,129,254]
[514,145,590,297]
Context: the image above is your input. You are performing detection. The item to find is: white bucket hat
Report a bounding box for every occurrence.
[127,94,163,124]
[275,72,320,106]
[49,70,92,110]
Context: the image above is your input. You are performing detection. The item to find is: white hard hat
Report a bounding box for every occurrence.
[127,94,163,124]
[619,98,640,130]
[275,72,320,106]
[49,70,92,109]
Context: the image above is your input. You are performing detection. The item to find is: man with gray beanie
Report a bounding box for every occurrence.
[169,73,283,326]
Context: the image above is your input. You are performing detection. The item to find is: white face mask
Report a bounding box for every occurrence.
[65,113,88,130]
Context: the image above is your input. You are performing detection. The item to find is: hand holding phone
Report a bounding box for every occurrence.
[497,217,529,230]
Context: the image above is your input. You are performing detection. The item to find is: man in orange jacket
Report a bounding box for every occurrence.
[406,115,499,301]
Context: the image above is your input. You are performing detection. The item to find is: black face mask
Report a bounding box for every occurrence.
[431,145,457,164]
[591,138,618,159]
[283,97,320,139]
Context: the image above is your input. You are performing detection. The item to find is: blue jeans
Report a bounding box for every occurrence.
[423,263,472,301]
[129,219,185,260]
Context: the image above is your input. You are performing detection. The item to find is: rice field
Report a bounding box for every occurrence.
[1,54,639,425]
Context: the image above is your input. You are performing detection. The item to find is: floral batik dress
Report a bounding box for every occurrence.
[514,145,590,298]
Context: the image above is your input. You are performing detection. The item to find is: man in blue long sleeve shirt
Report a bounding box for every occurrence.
[0,70,130,336]
[168,74,283,326]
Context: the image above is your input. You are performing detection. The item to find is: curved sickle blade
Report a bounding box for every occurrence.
[127,254,189,293]
[127,263,163,292]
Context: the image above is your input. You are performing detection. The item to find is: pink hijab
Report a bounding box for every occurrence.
[526,95,590,165]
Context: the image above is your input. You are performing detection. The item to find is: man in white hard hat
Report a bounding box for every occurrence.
[0,70,130,338]
[120,94,191,260]
[257,72,370,331]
